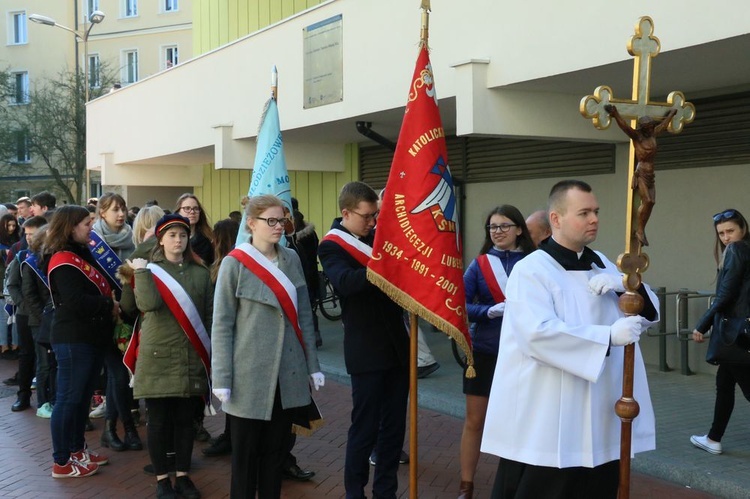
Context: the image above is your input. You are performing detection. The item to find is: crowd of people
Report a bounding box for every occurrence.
[1,182,744,499]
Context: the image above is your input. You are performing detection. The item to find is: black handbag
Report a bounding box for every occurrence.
[706,315,750,365]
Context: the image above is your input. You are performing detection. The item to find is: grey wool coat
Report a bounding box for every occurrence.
[211,244,320,421]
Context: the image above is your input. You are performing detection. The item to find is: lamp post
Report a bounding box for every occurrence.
[29,10,105,201]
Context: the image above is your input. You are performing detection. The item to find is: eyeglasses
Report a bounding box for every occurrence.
[486,223,517,233]
[349,210,379,222]
[254,216,291,228]
[180,206,201,214]
[713,210,737,223]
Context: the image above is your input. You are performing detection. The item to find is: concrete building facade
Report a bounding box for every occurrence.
[87,0,750,373]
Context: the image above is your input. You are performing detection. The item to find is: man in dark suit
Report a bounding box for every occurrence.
[318,181,409,499]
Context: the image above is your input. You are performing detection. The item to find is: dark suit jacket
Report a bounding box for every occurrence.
[318,219,409,375]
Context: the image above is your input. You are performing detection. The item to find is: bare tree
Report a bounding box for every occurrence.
[0,65,116,203]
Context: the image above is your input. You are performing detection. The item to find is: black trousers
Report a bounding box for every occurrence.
[145,397,198,475]
[229,387,294,499]
[16,314,34,399]
[491,458,619,499]
[344,366,409,499]
[709,363,750,442]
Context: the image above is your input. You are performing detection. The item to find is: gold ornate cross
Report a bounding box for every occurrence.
[581,17,695,133]
[579,16,695,499]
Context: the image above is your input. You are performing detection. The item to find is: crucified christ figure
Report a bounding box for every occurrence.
[605,104,677,247]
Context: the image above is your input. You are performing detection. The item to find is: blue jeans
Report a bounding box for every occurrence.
[51,343,104,464]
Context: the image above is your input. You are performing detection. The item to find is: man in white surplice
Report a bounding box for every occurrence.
[481,180,658,499]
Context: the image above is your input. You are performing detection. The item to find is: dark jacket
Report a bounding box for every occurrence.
[290,222,320,299]
[44,244,116,347]
[21,254,50,327]
[191,231,214,266]
[464,247,527,355]
[318,218,408,375]
[695,240,750,333]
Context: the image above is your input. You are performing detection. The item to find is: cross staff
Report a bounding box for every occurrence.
[580,16,694,499]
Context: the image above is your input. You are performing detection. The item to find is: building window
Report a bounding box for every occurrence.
[123,50,139,84]
[164,46,178,69]
[165,0,178,12]
[87,0,101,16]
[88,54,101,88]
[12,72,29,104]
[124,0,138,17]
[13,131,30,164]
[8,12,27,45]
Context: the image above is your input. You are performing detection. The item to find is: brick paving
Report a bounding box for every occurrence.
[0,350,717,499]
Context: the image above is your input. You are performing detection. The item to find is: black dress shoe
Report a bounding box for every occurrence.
[282,464,315,482]
[11,397,30,412]
[3,373,18,386]
[202,432,231,456]
[417,362,440,379]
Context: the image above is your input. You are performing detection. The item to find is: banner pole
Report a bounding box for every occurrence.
[409,312,419,499]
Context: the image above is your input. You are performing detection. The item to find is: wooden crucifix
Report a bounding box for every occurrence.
[580,16,695,499]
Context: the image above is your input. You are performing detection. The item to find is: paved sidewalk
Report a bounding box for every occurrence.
[0,315,737,498]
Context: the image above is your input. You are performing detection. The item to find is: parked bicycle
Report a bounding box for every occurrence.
[314,270,342,321]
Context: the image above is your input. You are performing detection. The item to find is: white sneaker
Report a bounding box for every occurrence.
[89,399,107,419]
[690,434,722,455]
[36,402,53,419]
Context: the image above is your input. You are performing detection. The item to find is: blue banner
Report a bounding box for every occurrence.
[88,231,123,292]
[236,98,293,245]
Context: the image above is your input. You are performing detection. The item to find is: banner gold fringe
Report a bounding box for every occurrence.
[292,417,324,437]
[367,268,475,378]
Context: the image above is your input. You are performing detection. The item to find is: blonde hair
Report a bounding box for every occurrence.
[244,195,285,221]
[132,205,165,245]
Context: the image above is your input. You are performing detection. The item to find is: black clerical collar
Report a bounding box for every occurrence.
[539,236,605,271]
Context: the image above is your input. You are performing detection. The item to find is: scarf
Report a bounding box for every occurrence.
[92,218,135,260]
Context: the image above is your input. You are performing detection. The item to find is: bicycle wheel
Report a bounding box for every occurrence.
[318,273,342,321]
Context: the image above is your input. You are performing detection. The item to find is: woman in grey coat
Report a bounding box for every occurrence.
[212,194,323,499]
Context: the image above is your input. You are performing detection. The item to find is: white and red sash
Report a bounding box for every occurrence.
[48,251,112,297]
[229,243,305,351]
[147,263,211,375]
[321,228,372,267]
[477,253,509,304]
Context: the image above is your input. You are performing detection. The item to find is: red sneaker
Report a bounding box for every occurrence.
[52,459,99,478]
[71,447,109,466]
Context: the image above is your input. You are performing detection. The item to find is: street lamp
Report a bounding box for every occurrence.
[29,10,105,103]
[29,10,105,200]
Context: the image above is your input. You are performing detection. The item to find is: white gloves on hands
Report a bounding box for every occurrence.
[212,388,231,403]
[127,257,148,270]
[610,316,647,346]
[487,302,506,319]
[589,273,626,295]
[311,372,325,391]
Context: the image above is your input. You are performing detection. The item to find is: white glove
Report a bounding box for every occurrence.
[589,273,626,295]
[610,316,646,346]
[487,302,506,319]
[311,372,325,391]
[212,388,231,403]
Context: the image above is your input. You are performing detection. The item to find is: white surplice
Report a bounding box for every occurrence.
[481,248,658,468]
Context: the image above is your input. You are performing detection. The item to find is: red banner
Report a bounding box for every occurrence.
[366,45,473,375]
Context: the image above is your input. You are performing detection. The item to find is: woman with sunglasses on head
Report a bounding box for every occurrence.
[175,194,214,266]
[690,209,750,456]
[212,194,323,499]
[457,205,535,499]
